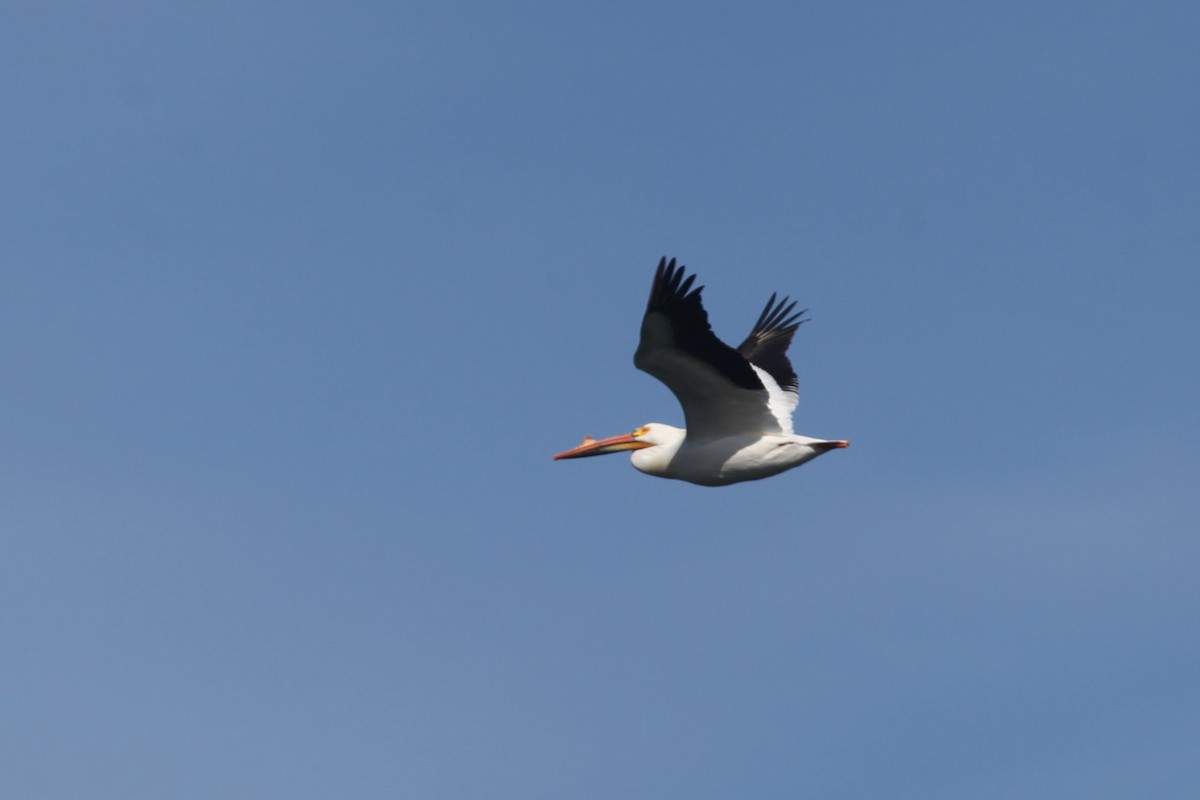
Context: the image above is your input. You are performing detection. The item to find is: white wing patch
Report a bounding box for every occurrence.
[750,364,797,435]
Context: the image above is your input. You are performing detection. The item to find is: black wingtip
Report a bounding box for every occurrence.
[639,256,763,393]
[753,293,808,334]
[735,290,807,393]
[648,256,704,312]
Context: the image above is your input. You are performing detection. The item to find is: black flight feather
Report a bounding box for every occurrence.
[735,292,807,393]
[642,257,763,392]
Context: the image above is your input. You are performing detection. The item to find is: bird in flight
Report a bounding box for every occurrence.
[554,257,849,486]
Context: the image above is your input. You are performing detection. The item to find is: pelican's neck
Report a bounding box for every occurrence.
[629,425,685,477]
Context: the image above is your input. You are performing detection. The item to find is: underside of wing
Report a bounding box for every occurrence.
[736,292,806,431]
[633,257,786,437]
[737,293,806,393]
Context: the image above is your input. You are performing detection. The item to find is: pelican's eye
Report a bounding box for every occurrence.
[633,426,649,437]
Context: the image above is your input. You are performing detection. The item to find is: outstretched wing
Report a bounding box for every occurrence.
[633,257,794,438]
[735,293,807,432]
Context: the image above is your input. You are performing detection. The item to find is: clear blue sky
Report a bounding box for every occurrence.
[3,2,1198,797]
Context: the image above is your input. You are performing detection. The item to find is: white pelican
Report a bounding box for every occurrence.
[554,257,849,486]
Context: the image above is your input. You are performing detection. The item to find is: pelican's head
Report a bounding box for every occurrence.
[552,423,683,461]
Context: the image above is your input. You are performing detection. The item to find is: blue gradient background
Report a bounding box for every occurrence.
[3,2,1198,797]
